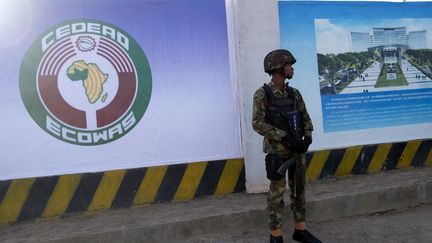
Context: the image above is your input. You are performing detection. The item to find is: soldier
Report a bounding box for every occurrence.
[252,49,321,243]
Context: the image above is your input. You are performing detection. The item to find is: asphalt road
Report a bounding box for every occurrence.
[185,203,432,243]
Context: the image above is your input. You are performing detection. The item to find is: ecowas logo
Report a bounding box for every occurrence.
[19,19,152,145]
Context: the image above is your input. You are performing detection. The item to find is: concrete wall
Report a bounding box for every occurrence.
[234,0,280,193]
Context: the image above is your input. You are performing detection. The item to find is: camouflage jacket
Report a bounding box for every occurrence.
[252,81,313,156]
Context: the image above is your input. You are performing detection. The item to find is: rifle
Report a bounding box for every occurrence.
[276,155,303,201]
[276,156,296,176]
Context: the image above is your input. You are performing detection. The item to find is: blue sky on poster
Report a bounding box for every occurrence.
[315,18,432,54]
[279,1,432,59]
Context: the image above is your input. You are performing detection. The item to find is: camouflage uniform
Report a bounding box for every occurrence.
[252,81,313,230]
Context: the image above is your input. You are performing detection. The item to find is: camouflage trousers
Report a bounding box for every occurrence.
[267,154,306,230]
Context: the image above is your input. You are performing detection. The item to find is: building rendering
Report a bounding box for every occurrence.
[350,27,427,52]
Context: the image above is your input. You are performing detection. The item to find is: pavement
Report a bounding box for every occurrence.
[340,61,381,94]
[340,59,432,94]
[189,202,432,242]
[0,167,431,243]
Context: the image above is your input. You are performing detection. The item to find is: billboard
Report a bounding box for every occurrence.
[0,0,241,180]
[279,1,432,150]
[316,18,432,132]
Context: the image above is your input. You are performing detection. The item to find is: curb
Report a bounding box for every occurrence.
[306,174,432,222]
[0,167,430,242]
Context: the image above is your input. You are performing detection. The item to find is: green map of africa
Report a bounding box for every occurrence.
[67,60,109,103]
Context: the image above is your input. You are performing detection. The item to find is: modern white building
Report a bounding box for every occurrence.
[350,32,370,52]
[407,30,427,49]
[373,27,407,47]
[350,27,427,52]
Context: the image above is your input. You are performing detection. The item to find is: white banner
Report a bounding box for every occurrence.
[0,0,242,180]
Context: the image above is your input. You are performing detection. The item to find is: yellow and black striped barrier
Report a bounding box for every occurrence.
[305,139,432,180]
[1,139,431,225]
[0,159,245,224]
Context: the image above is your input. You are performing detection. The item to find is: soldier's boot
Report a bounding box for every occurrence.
[270,234,284,243]
[292,229,322,243]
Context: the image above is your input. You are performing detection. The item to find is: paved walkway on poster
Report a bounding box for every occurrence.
[340,59,432,94]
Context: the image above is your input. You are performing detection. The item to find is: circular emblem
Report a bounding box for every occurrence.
[76,35,96,52]
[19,19,152,145]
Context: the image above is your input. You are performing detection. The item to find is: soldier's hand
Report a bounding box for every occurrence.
[282,134,302,152]
[282,134,295,147]
[296,135,312,153]
[304,135,312,145]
